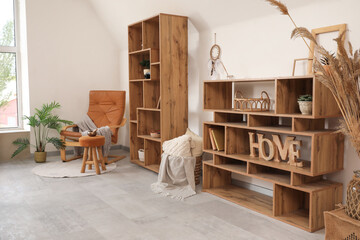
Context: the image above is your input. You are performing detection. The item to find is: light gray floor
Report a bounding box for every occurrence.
[0,150,325,240]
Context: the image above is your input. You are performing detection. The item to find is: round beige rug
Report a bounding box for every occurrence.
[32,160,117,178]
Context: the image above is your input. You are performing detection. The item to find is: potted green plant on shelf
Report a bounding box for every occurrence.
[11,102,72,163]
[266,0,360,220]
[297,94,312,115]
[140,59,150,79]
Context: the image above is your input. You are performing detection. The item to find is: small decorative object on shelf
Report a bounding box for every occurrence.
[138,149,145,162]
[345,170,360,220]
[140,59,150,79]
[207,33,233,80]
[87,129,97,137]
[298,94,312,115]
[249,133,303,167]
[150,130,160,138]
[234,91,270,112]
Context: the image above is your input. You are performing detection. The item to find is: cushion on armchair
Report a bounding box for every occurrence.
[87,91,125,143]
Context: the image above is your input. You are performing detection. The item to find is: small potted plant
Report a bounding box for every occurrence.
[140,59,150,79]
[298,94,312,115]
[11,102,72,163]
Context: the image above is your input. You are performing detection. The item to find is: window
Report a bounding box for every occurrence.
[0,0,22,129]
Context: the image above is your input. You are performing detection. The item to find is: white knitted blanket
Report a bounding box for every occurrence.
[73,115,112,157]
[151,153,196,200]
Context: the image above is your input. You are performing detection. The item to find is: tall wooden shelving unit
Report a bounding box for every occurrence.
[128,14,188,173]
[202,76,344,232]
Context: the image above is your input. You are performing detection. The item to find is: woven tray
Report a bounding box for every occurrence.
[194,155,202,185]
[234,91,270,112]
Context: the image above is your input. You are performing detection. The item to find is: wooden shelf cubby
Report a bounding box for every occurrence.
[129,14,188,172]
[202,75,344,232]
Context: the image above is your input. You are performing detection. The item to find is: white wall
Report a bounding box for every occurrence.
[26,0,120,151]
[110,0,360,201]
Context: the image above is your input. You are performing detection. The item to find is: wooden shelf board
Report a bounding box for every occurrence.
[206,121,247,128]
[137,107,161,112]
[275,209,309,231]
[204,75,314,83]
[213,163,247,175]
[204,121,335,136]
[250,172,291,185]
[276,75,314,80]
[130,120,137,123]
[204,109,316,119]
[293,180,342,193]
[129,79,159,82]
[204,185,273,217]
[204,160,290,185]
[151,62,160,65]
[146,164,160,173]
[129,48,151,55]
[204,78,275,83]
[203,150,312,176]
[138,135,161,142]
[130,159,159,173]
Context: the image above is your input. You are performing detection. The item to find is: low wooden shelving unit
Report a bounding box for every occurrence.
[202,75,344,232]
[128,14,188,172]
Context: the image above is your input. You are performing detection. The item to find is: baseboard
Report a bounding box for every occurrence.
[31,145,130,157]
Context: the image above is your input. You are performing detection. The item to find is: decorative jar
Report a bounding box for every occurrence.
[345,170,360,220]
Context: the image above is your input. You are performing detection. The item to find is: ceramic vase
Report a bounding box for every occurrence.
[298,101,312,115]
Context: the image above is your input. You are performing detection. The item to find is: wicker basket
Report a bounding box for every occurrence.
[234,91,270,112]
[194,155,202,185]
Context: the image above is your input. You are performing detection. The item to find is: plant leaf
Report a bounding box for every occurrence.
[11,138,30,158]
[47,137,65,150]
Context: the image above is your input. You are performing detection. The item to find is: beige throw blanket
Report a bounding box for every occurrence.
[73,115,112,157]
[151,153,196,200]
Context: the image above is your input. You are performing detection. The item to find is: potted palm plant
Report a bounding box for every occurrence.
[11,102,72,163]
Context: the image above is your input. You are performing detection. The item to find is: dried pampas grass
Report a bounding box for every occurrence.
[266,0,360,158]
[265,0,288,15]
[292,28,360,158]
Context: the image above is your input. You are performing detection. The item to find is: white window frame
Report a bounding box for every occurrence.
[0,0,25,131]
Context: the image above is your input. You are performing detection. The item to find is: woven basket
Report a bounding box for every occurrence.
[234,91,270,112]
[345,171,360,220]
[194,155,202,185]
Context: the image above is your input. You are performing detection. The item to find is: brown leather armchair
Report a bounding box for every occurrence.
[60,90,127,164]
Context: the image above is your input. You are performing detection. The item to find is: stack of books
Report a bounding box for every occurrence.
[208,128,224,151]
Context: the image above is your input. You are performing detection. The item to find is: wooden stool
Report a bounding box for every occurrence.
[79,136,106,175]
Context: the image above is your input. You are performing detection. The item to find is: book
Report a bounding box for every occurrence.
[208,128,217,150]
[211,128,224,151]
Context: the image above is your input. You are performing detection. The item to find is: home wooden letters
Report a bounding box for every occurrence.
[249,133,303,167]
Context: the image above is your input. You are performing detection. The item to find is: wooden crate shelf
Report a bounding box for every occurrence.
[203,161,342,232]
[203,75,344,232]
[129,14,188,172]
[204,75,341,119]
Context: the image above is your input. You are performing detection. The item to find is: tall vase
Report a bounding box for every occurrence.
[345,170,360,220]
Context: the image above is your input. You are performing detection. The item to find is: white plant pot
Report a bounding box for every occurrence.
[298,101,312,115]
[143,69,150,79]
[138,149,145,162]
